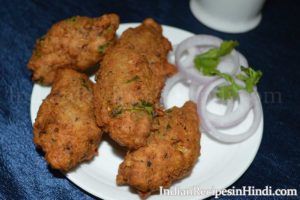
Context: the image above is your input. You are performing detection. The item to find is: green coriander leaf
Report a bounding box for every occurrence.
[193,40,262,100]
[237,66,263,93]
[216,72,242,100]
[216,85,236,100]
[111,106,123,117]
[216,76,241,100]
[165,109,173,113]
[34,50,42,58]
[194,40,238,76]
[125,75,140,83]
[194,57,220,75]
[123,101,154,115]
[140,101,154,115]
[218,40,239,56]
[197,48,220,59]
[166,124,171,130]
[67,16,77,22]
[144,106,153,115]
[39,35,46,42]
[141,100,152,107]
[104,25,113,33]
[98,42,111,54]
[37,77,44,84]
[236,73,247,81]
[218,72,234,83]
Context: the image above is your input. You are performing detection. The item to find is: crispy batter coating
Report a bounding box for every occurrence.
[117,101,201,197]
[94,19,176,149]
[33,69,101,172]
[28,14,119,85]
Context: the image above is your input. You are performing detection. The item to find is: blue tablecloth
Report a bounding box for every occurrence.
[0,0,299,199]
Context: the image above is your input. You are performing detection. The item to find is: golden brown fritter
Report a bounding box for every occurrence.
[33,69,101,172]
[28,14,119,85]
[117,101,201,198]
[94,19,176,149]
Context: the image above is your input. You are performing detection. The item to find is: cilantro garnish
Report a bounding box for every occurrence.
[236,66,263,93]
[111,106,123,117]
[194,40,239,76]
[130,101,154,115]
[111,101,154,117]
[67,16,77,22]
[98,42,111,54]
[215,72,242,100]
[126,75,140,83]
[194,40,262,100]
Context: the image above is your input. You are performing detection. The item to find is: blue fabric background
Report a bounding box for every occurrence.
[0,0,299,199]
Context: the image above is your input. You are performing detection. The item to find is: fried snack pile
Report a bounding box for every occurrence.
[29,16,202,199]
[33,69,101,171]
[94,19,176,149]
[117,101,201,197]
[28,14,119,85]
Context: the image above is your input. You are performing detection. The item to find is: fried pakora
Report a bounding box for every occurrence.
[33,69,101,172]
[93,18,176,149]
[28,14,119,85]
[117,101,201,197]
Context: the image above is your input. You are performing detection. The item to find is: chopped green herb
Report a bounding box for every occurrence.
[98,42,111,54]
[104,25,113,33]
[218,40,240,56]
[215,72,242,100]
[156,131,164,139]
[111,101,154,117]
[194,40,262,100]
[67,16,77,22]
[216,84,239,100]
[236,66,263,93]
[37,77,44,84]
[214,66,262,100]
[166,124,171,130]
[126,75,140,83]
[194,40,239,76]
[127,101,153,115]
[111,106,123,117]
[34,50,42,58]
[39,35,46,42]
[194,57,219,76]
[147,160,152,167]
[140,101,154,115]
[165,109,173,113]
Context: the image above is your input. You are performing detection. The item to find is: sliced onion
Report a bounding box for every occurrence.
[224,99,235,115]
[175,35,240,84]
[191,78,251,129]
[207,93,252,129]
[238,52,249,67]
[167,51,175,65]
[167,44,177,65]
[161,74,186,108]
[190,81,234,118]
[162,36,261,143]
[189,82,203,102]
[197,78,262,143]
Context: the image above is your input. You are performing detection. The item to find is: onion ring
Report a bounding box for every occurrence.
[197,78,262,143]
[189,82,203,102]
[161,74,186,108]
[175,35,240,84]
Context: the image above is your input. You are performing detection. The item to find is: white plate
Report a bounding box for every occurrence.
[30,23,263,200]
